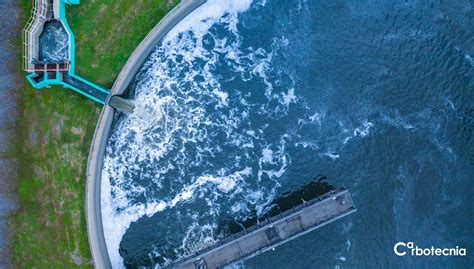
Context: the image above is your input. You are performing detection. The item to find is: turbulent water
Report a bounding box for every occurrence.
[102,0,474,268]
[39,20,69,63]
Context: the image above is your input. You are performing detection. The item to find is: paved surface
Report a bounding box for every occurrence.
[0,0,21,268]
[86,1,207,268]
[173,189,356,269]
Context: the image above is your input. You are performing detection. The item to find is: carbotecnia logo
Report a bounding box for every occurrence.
[394,242,467,257]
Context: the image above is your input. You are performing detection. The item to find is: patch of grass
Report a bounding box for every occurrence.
[68,0,178,87]
[11,0,177,267]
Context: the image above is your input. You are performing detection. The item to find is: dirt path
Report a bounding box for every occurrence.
[0,0,22,267]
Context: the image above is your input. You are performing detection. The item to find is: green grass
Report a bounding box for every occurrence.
[11,0,177,267]
[69,0,177,87]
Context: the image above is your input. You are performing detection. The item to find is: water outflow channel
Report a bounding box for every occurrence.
[102,0,474,268]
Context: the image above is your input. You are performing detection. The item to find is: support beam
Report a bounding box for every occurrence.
[172,189,356,269]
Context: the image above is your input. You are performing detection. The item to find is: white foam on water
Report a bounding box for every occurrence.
[295,142,319,150]
[180,222,218,254]
[261,148,275,164]
[309,111,325,125]
[213,88,229,107]
[278,88,297,108]
[353,121,373,137]
[380,111,415,130]
[224,261,246,269]
[100,0,331,265]
[168,167,253,207]
[465,54,474,67]
[322,151,340,160]
[165,0,254,43]
[343,121,374,144]
[102,165,167,268]
[98,0,467,267]
[101,1,271,267]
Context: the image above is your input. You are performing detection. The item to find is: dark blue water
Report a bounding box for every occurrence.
[102,0,474,268]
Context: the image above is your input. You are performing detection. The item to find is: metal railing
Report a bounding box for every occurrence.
[22,0,69,72]
[170,188,354,267]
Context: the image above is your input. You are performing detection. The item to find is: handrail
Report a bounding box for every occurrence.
[171,188,351,267]
[22,0,62,71]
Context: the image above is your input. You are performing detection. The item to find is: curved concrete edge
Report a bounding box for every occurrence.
[86,106,113,269]
[112,0,208,96]
[86,0,207,268]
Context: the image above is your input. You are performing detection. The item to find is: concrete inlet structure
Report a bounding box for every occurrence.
[23,0,110,104]
[172,189,356,269]
[22,0,76,72]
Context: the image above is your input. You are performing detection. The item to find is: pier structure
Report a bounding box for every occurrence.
[172,188,356,269]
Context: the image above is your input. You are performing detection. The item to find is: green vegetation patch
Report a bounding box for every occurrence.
[11,0,177,267]
[69,0,178,87]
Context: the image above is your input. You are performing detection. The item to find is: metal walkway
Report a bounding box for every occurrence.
[172,188,356,269]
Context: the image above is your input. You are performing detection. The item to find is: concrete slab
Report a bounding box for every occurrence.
[174,189,356,269]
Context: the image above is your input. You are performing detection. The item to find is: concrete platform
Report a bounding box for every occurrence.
[173,189,356,269]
